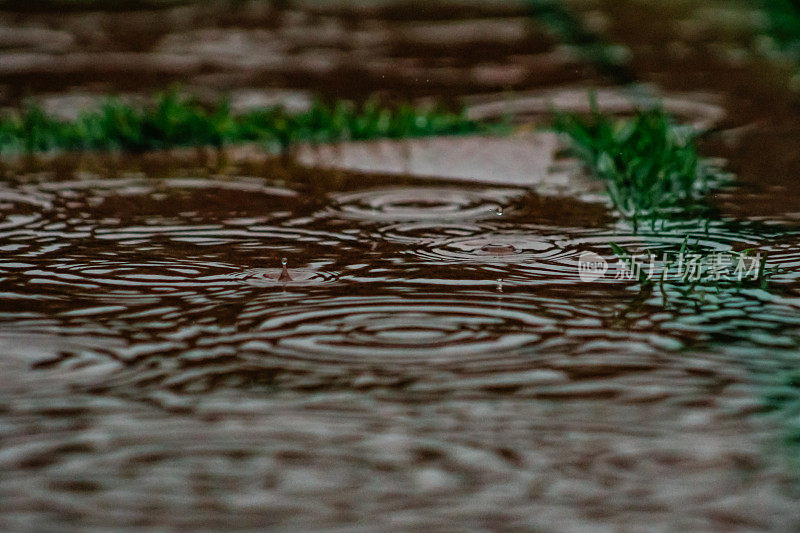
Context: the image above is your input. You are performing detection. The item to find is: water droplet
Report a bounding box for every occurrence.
[495,207,504,216]
[278,258,293,282]
[496,278,503,292]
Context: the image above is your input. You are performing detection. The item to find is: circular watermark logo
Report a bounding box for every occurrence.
[578,251,608,282]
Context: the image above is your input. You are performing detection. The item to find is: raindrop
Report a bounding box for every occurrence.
[278,257,293,282]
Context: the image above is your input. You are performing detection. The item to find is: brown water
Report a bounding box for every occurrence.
[2,160,800,529]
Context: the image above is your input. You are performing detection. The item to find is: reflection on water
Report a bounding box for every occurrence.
[2,170,800,528]
[325,186,519,221]
[2,172,800,391]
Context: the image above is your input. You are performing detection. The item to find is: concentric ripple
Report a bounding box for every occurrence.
[5,258,243,294]
[1,258,344,300]
[3,172,800,399]
[325,187,522,222]
[248,295,558,363]
[0,184,52,233]
[412,229,563,264]
[232,266,340,286]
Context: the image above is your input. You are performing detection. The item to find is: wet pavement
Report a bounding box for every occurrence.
[3,0,800,530]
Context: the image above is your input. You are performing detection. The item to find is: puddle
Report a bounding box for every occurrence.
[4,0,800,529]
[3,141,800,531]
[1,173,799,386]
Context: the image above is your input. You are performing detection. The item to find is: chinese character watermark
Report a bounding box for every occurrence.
[578,251,764,282]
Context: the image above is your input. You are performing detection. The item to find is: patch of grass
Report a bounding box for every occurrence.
[0,91,489,156]
[553,102,730,229]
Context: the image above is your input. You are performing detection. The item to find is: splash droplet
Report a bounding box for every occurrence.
[496,278,503,292]
[278,258,293,282]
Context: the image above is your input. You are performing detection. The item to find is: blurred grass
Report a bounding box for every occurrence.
[553,100,729,227]
[0,91,490,156]
[524,0,634,83]
[759,0,800,57]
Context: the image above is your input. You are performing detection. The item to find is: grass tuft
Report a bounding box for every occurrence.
[553,101,730,227]
[0,91,488,156]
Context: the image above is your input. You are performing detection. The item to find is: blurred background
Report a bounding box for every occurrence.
[3,0,796,112]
